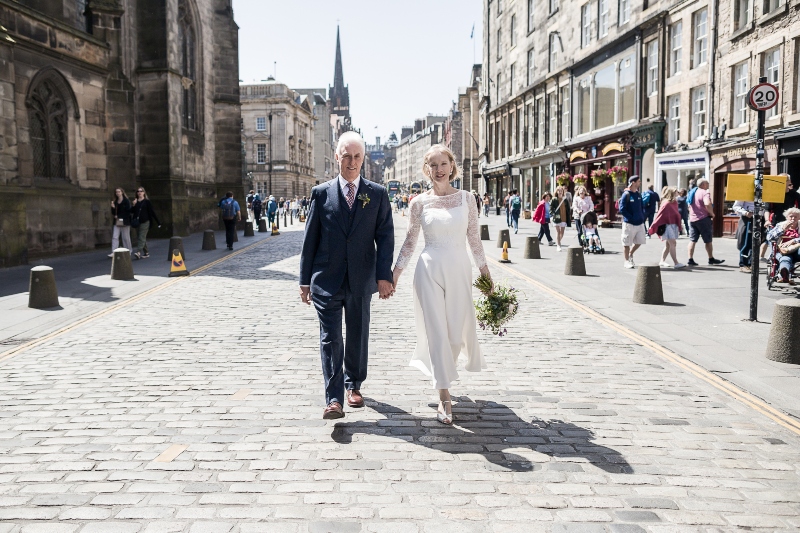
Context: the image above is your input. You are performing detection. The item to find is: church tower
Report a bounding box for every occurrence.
[328,26,351,130]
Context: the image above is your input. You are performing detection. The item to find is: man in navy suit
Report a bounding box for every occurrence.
[299,131,395,419]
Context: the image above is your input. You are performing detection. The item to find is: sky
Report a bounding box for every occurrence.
[233,0,483,145]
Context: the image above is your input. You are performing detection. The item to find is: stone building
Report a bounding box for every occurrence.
[456,64,483,194]
[0,0,242,267]
[294,88,335,185]
[392,116,444,191]
[444,102,464,189]
[240,79,315,200]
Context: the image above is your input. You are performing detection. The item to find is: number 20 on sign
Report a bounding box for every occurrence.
[748,83,779,112]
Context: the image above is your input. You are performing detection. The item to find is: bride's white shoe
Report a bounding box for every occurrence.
[437,400,453,425]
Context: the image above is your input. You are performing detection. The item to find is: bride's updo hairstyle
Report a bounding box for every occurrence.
[422,144,461,181]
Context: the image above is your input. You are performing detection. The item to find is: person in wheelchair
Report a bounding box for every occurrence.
[767,207,800,284]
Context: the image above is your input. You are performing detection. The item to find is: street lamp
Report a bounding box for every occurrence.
[268,114,273,196]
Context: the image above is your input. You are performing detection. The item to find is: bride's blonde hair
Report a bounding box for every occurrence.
[422,144,460,181]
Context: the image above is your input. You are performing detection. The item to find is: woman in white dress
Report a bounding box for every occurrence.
[392,145,493,425]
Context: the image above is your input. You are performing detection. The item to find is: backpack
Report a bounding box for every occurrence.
[616,191,629,216]
[252,198,262,210]
[642,191,652,208]
[687,186,698,206]
[511,196,521,209]
[220,198,237,220]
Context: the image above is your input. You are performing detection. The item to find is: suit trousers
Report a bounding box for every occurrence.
[312,277,371,406]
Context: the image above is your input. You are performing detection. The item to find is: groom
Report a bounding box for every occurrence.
[299,131,395,419]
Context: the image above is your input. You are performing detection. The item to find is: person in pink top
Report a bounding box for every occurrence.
[648,186,685,269]
[687,178,724,266]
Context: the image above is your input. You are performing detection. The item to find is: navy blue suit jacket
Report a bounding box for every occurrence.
[300,178,395,297]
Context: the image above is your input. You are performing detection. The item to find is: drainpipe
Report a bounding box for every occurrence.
[708,0,719,140]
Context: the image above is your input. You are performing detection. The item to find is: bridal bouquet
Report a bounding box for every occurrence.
[474,274,520,336]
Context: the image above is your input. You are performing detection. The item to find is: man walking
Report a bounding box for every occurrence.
[618,175,646,269]
[733,199,754,273]
[510,190,522,233]
[299,131,395,420]
[246,190,255,222]
[687,178,724,266]
[643,185,660,237]
[218,192,241,251]
[504,192,512,227]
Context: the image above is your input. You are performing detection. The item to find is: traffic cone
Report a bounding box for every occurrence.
[271,223,280,236]
[169,249,190,277]
[500,241,511,263]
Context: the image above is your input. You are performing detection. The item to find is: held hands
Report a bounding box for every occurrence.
[378,280,394,300]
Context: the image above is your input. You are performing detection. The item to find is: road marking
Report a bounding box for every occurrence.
[0,236,277,364]
[153,444,188,463]
[489,258,800,437]
[230,388,252,400]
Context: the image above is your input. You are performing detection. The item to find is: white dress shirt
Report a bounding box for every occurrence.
[338,175,361,200]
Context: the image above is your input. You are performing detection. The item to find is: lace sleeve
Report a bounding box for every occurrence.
[394,199,422,271]
[466,192,489,275]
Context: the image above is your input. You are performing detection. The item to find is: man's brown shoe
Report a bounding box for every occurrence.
[346,390,364,408]
[322,402,344,420]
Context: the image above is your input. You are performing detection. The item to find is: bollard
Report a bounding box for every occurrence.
[290,210,294,225]
[480,224,490,241]
[564,245,586,276]
[497,229,510,248]
[258,219,268,233]
[28,266,59,309]
[284,211,287,227]
[111,248,135,280]
[202,230,216,250]
[633,265,664,305]
[766,299,800,364]
[523,237,541,259]
[167,236,186,262]
[243,221,255,237]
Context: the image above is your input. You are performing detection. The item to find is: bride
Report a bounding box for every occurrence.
[392,144,493,425]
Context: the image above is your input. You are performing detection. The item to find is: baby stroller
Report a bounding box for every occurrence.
[579,211,604,254]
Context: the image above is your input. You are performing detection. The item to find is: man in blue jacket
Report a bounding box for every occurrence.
[299,131,395,420]
[618,175,646,269]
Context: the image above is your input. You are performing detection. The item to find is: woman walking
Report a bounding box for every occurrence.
[392,144,491,425]
[572,186,593,238]
[550,186,571,251]
[483,193,491,217]
[130,187,160,259]
[648,186,685,269]
[533,192,555,246]
[110,187,133,257]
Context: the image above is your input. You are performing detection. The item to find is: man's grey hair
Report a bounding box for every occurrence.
[336,131,366,156]
[696,177,709,186]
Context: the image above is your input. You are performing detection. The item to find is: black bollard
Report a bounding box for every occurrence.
[480,224,490,241]
[243,221,255,237]
[201,230,216,250]
[523,237,541,259]
[766,299,800,364]
[28,266,59,309]
[497,229,510,248]
[258,219,268,233]
[633,265,664,305]
[111,248,135,280]
[167,237,186,262]
[564,246,586,276]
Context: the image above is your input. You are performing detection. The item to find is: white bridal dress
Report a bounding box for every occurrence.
[395,190,488,389]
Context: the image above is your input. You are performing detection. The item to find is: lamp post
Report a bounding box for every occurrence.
[268,114,273,196]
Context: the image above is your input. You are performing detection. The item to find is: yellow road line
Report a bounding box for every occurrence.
[489,258,800,437]
[0,236,276,364]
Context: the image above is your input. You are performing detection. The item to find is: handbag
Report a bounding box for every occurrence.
[656,224,666,236]
[115,218,125,227]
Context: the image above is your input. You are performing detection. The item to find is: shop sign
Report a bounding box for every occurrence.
[723,143,776,159]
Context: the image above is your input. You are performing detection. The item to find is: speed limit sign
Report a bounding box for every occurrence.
[748,83,779,111]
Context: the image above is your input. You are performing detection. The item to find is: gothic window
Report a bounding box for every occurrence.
[28,80,67,179]
[179,0,198,130]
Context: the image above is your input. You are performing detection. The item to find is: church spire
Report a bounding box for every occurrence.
[329,25,350,122]
[333,25,344,91]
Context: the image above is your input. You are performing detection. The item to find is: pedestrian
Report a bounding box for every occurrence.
[572,185,593,238]
[549,186,571,251]
[767,207,800,284]
[472,190,481,216]
[483,193,491,217]
[648,186,685,269]
[533,192,555,246]
[267,195,278,227]
[279,197,285,217]
[218,192,241,250]
[252,194,263,226]
[130,187,161,260]
[110,187,132,257]
[642,185,660,237]
[246,190,255,221]
[504,191,512,227]
[687,177,724,266]
[510,189,522,233]
[677,188,690,235]
[618,175,646,269]
[765,174,798,262]
[733,199,755,273]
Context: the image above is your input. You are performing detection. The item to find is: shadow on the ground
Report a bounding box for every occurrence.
[332,398,632,474]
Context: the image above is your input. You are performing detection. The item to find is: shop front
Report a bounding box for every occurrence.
[654,148,709,192]
[510,149,565,215]
[482,162,510,214]
[567,138,633,222]
[776,126,800,185]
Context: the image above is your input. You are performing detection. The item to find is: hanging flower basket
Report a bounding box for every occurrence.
[571,173,589,186]
[610,166,628,186]
[555,172,571,187]
[591,168,609,188]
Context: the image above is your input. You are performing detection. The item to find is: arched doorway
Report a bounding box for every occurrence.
[641,148,655,190]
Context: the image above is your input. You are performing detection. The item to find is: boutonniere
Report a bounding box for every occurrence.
[357,193,371,208]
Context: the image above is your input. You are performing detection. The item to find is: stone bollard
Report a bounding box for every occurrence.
[202,230,216,250]
[633,265,664,305]
[28,266,59,309]
[111,248,134,280]
[497,229,510,248]
[564,245,586,276]
[258,219,268,233]
[766,299,800,364]
[243,221,255,237]
[480,224,490,241]
[167,237,186,262]
[524,237,541,259]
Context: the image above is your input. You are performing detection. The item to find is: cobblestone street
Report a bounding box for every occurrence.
[1,217,799,532]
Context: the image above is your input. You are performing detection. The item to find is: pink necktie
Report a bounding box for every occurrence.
[346,182,356,209]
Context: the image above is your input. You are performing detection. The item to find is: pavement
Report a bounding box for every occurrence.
[475,211,800,420]
[0,212,798,531]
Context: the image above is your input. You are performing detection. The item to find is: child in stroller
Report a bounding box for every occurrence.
[580,211,604,253]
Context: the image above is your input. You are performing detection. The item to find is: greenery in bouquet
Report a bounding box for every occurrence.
[610,165,628,185]
[474,274,520,337]
[555,172,571,186]
[571,173,589,186]
[590,168,609,188]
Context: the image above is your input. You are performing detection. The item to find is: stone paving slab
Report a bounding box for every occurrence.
[0,215,798,532]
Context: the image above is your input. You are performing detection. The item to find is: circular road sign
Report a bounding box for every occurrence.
[748,83,779,112]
